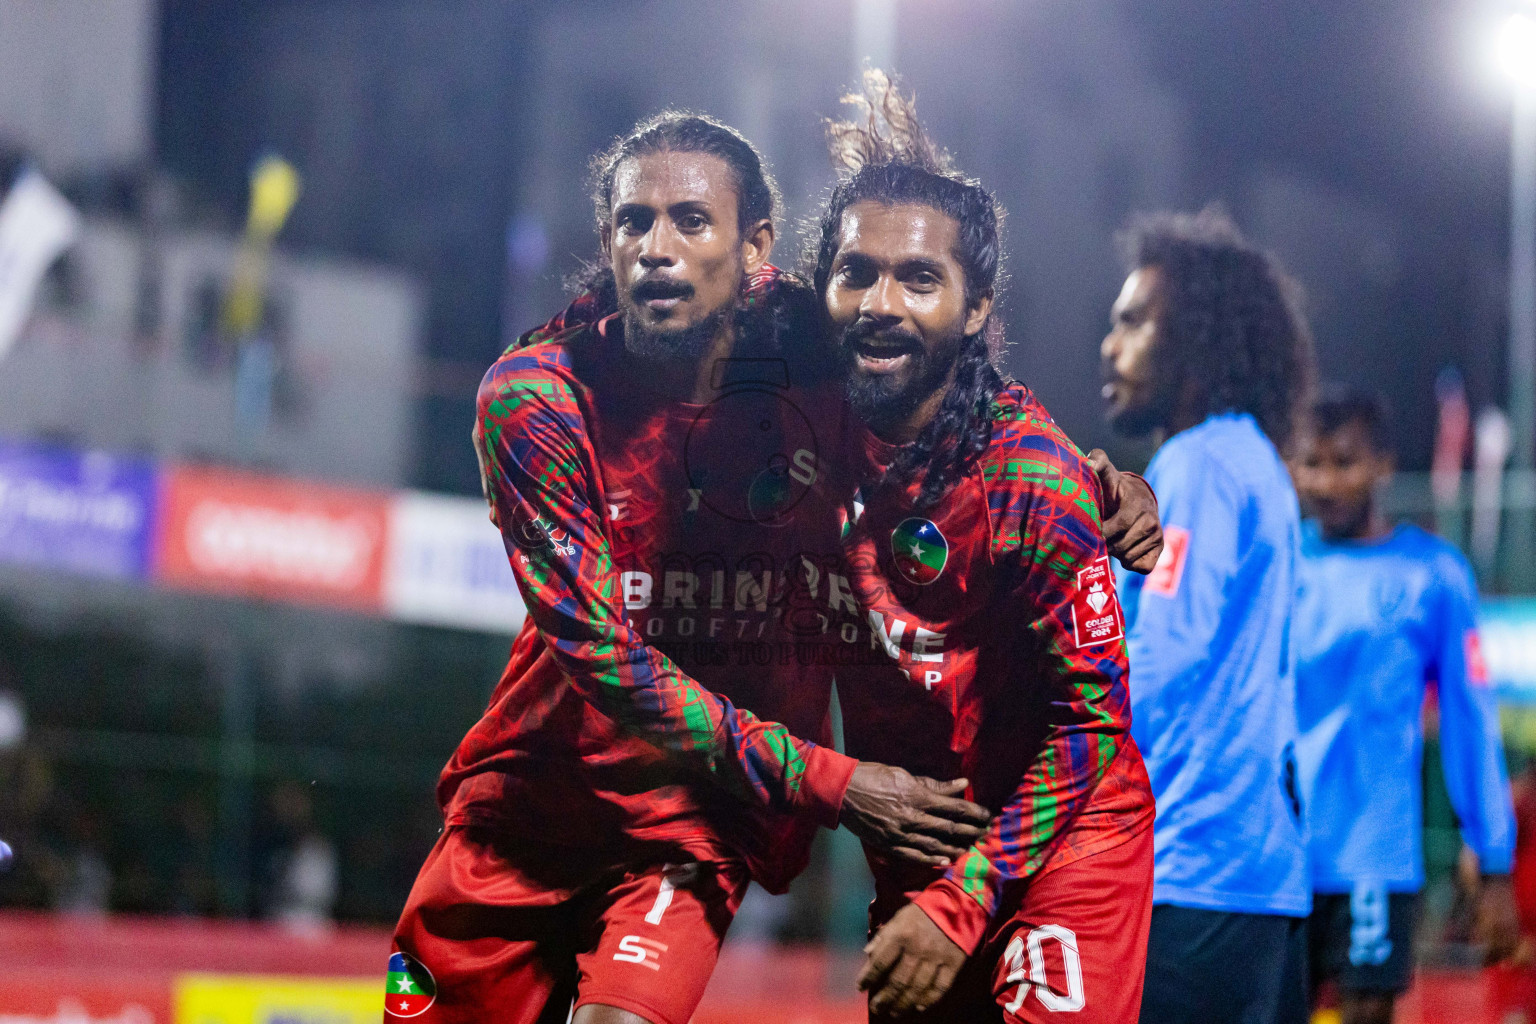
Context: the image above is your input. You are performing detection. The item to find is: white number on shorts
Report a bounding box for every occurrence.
[1002,925,1085,1014]
[1348,882,1393,967]
[643,863,699,926]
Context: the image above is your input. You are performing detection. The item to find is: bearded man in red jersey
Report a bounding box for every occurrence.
[389,113,1002,1024]
[808,74,1159,1022]
[390,107,1160,1024]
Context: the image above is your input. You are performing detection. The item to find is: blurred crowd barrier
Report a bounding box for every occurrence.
[0,912,870,1024]
[0,908,1526,1024]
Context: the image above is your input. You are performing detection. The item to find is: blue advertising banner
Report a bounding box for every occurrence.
[1483,597,1536,704]
[0,440,158,580]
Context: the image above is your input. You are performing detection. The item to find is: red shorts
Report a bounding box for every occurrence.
[870,824,1154,1023]
[387,825,747,1024]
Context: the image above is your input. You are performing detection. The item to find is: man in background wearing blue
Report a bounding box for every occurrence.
[1100,208,1315,1024]
[1291,385,1518,1024]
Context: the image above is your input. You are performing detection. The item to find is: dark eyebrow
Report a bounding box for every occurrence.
[1114,296,1146,322]
[668,200,714,218]
[895,257,947,277]
[832,248,875,270]
[612,202,652,222]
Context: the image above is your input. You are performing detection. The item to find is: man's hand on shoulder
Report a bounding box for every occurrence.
[1089,448,1163,574]
[858,903,966,1018]
[840,763,991,868]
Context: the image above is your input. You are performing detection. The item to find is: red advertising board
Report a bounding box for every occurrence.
[154,465,389,612]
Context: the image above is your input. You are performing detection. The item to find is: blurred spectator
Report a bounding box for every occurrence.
[51,807,112,916]
[256,781,337,930]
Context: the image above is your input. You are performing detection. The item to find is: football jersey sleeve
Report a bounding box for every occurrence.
[1431,549,1516,874]
[1119,442,1242,747]
[912,434,1133,953]
[473,353,855,826]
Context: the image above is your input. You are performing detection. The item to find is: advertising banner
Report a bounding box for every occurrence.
[154,465,388,612]
[1484,597,1536,704]
[173,974,379,1024]
[0,440,157,579]
[383,492,524,633]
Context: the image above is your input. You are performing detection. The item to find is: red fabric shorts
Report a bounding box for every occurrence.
[387,825,747,1024]
[870,823,1154,1023]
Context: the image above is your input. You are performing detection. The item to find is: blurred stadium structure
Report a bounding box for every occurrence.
[2,0,1536,1022]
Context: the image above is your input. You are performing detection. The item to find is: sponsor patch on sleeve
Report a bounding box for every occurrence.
[1465,629,1489,687]
[1144,525,1190,598]
[1072,555,1124,648]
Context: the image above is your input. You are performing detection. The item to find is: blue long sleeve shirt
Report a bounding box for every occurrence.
[1118,412,1310,916]
[1294,521,1515,893]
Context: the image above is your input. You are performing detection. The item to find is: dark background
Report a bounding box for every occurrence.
[153,0,1519,491]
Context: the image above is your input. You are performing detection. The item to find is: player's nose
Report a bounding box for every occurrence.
[859,274,902,320]
[1100,329,1120,365]
[637,220,680,268]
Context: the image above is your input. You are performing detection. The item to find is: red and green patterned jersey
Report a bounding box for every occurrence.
[441,270,863,891]
[834,384,1155,953]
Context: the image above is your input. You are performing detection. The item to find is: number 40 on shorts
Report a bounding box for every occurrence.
[1002,925,1086,1013]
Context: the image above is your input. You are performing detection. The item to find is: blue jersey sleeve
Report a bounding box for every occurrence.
[1123,443,1243,747]
[1431,549,1516,874]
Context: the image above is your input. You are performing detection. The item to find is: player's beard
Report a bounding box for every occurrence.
[621,270,740,363]
[1105,360,1179,439]
[624,305,731,362]
[839,320,961,436]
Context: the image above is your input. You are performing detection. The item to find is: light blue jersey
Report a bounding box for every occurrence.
[1295,522,1515,893]
[1118,412,1310,916]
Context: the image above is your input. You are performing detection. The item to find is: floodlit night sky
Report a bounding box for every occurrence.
[157,0,1521,488]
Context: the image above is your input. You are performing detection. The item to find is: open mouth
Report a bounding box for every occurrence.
[849,338,920,375]
[632,279,693,315]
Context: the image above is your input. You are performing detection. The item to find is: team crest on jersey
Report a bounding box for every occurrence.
[384,952,436,1017]
[510,501,576,557]
[1071,556,1124,648]
[891,518,948,585]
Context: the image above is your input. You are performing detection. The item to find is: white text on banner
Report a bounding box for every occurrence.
[383,491,524,633]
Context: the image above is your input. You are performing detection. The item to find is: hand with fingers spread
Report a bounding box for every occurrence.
[839,763,992,868]
[859,902,966,1018]
[1088,448,1163,575]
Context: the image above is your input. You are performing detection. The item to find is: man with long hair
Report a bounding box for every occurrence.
[1102,207,1316,1023]
[813,72,1159,1022]
[391,112,1000,1024]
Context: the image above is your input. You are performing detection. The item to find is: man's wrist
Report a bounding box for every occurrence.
[1122,471,1158,511]
[911,877,990,955]
[799,745,859,828]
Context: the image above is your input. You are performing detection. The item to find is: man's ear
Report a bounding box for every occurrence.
[742,218,774,275]
[964,288,994,337]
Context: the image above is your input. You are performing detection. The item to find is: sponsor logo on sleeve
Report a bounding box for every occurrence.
[1071,556,1124,648]
[1144,525,1189,598]
[1466,629,1490,687]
